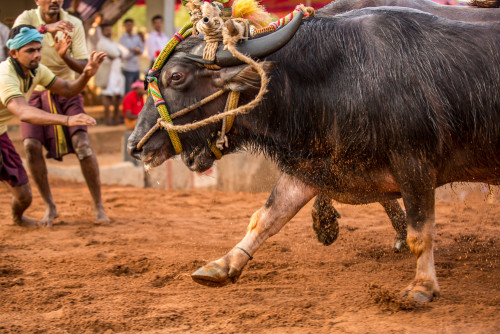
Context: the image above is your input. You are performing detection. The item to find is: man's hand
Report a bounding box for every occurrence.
[45,20,74,36]
[68,114,97,127]
[82,51,106,78]
[54,32,72,58]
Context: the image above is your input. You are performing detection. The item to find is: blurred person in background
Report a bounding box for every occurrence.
[0,21,9,61]
[95,23,125,126]
[145,15,169,68]
[122,80,144,130]
[119,18,143,95]
[14,0,110,225]
[86,13,102,53]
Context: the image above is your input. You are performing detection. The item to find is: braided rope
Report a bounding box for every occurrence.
[136,118,162,151]
[160,42,269,133]
[215,90,240,150]
[171,89,227,120]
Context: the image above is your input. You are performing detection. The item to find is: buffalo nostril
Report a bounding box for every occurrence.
[130,149,142,160]
[127,144,142,160]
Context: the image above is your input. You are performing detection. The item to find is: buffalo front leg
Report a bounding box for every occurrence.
[379,200,407,251]
[192,173,318,287]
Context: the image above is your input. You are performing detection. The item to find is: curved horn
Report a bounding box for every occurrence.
[190,10,305,67]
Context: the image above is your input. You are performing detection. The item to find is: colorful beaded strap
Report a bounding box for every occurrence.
[145,22,194,155]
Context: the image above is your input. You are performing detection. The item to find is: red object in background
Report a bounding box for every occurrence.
[155,50,161,58]
[122,90,145,118]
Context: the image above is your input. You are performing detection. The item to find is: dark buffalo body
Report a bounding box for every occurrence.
[320,0,500,21]
[128,5,500,299]
[130,8,500,202]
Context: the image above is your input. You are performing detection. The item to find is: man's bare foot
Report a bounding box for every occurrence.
[13,215,39,228]
[95,206,110,224]
[40,207,60,227]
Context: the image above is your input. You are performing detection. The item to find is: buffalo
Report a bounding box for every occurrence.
[182,0,499,252]
[128,5,500,302]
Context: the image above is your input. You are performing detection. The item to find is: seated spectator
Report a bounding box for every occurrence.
[122,80,145,130]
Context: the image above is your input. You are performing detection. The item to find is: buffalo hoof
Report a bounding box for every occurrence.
[311,199,340,246]
[393,236,408,252]
[191,262,242,287]
[400,281,440,303]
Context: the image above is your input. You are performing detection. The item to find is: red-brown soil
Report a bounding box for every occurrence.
[0,181,498,333]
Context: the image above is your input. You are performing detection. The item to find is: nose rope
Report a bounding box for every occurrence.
[136,88,227,150]
[158,43,269,134]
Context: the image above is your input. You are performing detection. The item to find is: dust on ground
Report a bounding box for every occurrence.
[0,181,498,333]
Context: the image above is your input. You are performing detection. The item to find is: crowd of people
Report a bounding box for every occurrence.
[0,1,164,228]
[89,14,167,126]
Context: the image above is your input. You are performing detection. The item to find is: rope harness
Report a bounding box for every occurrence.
[136,4,314,157]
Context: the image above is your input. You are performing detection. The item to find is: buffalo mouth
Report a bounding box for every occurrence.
[182,149,215,173]
[142,148,171,169]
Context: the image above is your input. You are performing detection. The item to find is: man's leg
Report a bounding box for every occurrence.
[102,95,112,125]
[10,182,38,227]
[122,70,138,95]
[71,131,110,224]
[112,95,122,125]
[23,138,58,226]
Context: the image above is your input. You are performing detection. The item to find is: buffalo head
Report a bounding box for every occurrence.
[127,11,304,168]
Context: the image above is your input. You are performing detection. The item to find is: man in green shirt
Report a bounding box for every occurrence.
[0,24,105,227]
[14,0,110,225]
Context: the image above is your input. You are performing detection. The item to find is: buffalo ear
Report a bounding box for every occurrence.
[217,61,274,92]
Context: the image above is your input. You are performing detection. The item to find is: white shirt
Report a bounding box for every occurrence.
[0,22,9,62]
[145,30,169,61]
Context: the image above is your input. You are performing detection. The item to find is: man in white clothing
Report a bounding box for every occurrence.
[0,21,9,61]
[145,15,169,68]
[95,23,124,125]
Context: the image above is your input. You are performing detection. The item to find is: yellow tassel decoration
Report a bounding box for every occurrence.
[232,0,272,28]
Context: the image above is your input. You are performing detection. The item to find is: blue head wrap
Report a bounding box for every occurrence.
[6,27,44,50]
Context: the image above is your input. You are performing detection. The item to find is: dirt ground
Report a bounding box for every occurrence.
[0,180,498,333]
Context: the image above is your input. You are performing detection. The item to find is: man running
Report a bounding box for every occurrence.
[14,0,110,225]
[0,24,105,227]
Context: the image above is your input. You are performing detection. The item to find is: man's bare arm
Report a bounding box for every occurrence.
[7,97,96,126]
[49,51,106,97]
[61,55,87,74]
[54,32,87,74]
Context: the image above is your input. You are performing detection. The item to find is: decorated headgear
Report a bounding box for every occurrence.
[6,27,44,50]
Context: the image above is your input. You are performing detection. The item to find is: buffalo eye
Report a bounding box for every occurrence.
[171,72,183,82]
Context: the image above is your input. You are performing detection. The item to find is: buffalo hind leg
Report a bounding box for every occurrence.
[312,193,341,246]
[380,200,407,251]
[192,173,318,287]
[312,196,408,250]
[392,157,440,302]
